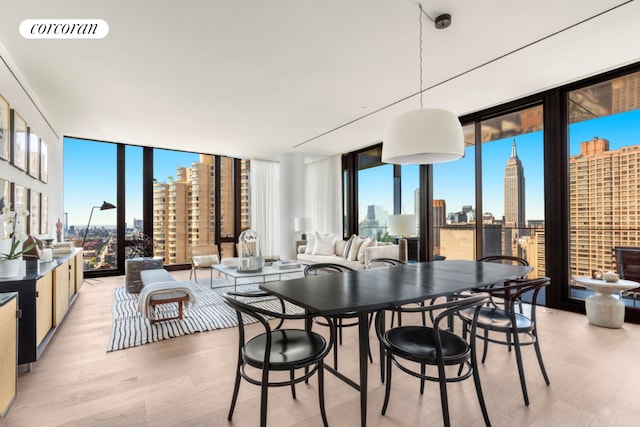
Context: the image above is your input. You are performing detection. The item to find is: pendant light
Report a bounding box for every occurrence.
[382,5,464,165]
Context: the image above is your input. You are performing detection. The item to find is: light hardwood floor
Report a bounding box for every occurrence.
[2,270,640,427]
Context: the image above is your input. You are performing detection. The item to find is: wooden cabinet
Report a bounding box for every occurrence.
[53,259,70,326]
[0,292,18,417]
[73,251,83,294]
[0,249,82,365]
[35,272,53,346]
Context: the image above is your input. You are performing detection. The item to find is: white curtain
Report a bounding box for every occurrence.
[305,155,342,236]
[251,160,280,257]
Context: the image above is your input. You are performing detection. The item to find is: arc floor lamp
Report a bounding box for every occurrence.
[81,201,116,248]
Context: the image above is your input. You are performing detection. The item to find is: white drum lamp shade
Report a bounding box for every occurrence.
[383,108,465,165]
[294,217,312,240]
[388,214,417,237]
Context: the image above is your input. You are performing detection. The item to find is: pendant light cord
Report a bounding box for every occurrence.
[292,0,634,149]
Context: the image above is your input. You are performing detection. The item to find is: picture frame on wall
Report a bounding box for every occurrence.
[41,194,49,234]
[11,182,26,210]
[28,130,40,179]
[40,139,48,183]
[0,178,8,211]
[0,94,9,161]
[10,109,27,171]
[29,190,40,235]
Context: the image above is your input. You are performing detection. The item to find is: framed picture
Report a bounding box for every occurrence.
[10,109,27,171]
[0,94,8,161]
[40,139,48,183]
[28,130,40,179]
[41,194,49,234]
[29,190,40,234]
[0,178,8,211]
[11,183,26,210]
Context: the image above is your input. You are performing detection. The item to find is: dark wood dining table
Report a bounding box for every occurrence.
[260,260,532,427]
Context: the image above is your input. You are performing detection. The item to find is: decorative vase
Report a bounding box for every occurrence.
[0,258,21,278]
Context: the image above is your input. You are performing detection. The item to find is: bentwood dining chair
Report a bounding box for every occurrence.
[375,292,492,427]
[304,263,372,369]
[223,291,335,427]
[459,277,551,406]
[478,255,529,312]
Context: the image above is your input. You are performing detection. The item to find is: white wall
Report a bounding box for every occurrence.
[0,41,63,239]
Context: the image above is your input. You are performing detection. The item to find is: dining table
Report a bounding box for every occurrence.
[260,259,532,427]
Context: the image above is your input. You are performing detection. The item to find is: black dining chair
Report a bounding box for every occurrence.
[459,277,551,406]
[478,255,529,312]
[375,292,492,427]
[223,290,335,427]
[303,263,372,369]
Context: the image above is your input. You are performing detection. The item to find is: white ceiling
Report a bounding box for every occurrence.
[0,0,639,161]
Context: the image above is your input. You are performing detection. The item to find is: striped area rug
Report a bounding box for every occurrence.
[108,274,303,352]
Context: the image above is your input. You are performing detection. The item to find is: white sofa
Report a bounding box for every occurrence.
[297,235,408,270]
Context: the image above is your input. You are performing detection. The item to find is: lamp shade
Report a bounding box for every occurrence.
[294,217,312,232]
[383,108,465,164]
[388,214,417,236]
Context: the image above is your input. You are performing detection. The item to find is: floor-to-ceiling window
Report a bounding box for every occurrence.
[63,138,118,274]
[567,70,640,311]
[65,139,250,274]
[480,105,545,277]
[433,124,476,261]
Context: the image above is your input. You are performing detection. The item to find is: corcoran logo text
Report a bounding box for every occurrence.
[20,19,109,39]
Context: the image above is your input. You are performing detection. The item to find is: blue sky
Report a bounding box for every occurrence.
[63,140,198,227]
[65,109,640,228]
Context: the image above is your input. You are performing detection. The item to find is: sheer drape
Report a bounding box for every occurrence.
[251,160,280,257]
[305,155,342,236]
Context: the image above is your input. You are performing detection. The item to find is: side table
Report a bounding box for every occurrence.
[572,276,639,328]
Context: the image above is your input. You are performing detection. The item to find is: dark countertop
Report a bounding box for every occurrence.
[0,291,18,306]
[0,249,81,284]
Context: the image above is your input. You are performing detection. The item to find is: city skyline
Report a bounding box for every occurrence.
[64,110,640,233]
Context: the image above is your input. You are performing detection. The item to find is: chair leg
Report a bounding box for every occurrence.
[381,353,393,415]
[471,354,492,426]
[532,329,551,385]
[318,362,329,427]
[481,329,489,363]
[436,361,451,427]
[290,369,296,399]
[260,369,269,427]
[512,328,530,405]
[332,323,339,369]
[419,363,426,395]
[227,360,243,421]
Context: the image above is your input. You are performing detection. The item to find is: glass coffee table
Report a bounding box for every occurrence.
[211,264,305,290]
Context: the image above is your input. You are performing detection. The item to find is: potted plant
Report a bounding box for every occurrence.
[0,206,36,278]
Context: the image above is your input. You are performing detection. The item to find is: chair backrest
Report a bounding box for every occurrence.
[491,277,550,318]
[478,255,529,266]
[375,292,490,342]
[613,246,640,282]
[304,263,354,276]
[189,244,219,264]
[366,257,406,269]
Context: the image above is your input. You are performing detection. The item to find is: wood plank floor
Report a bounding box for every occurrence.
[2,270,640,426]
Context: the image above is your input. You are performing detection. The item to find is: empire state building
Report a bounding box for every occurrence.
[504,139,525,230]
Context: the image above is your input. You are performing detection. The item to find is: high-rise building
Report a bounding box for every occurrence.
[433,199,446,250]
[570,137,640,277]
[504,139,526,257]
[153,156,251,264]
[504,139,526,229]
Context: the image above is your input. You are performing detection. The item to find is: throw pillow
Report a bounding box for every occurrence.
[347,236,366,261]
[193,254,219,267]
[343,234,357,259]
[304,232,316,254]
[312,232,337,255]
[357,238,378,262]
[356,237,372,262]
